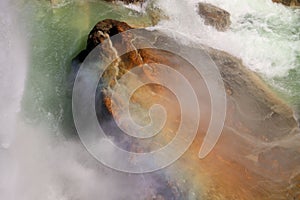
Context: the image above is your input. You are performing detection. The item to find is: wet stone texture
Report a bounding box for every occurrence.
[198,3,231,31]
[105,0,146,5]
[72,19,300,199]
[272,0,300,7]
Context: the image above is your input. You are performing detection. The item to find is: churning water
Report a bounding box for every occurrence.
[153,0,300,113]
[0,0,299,199]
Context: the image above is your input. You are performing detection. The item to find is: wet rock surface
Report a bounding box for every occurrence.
[105,0,146,5]
[72,19,300,199]
[272,0,300,7]
[258,146,300,178]
[146,1,169,26]
[86,19,133,52]
[198,3,231,31]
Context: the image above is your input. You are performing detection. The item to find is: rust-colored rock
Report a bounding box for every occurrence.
[72,19,300,199]
[198,3,231,31]
[86,19,133,52]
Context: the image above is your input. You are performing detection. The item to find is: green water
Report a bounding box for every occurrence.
[240,12,300,114]
[19,0,151,133]
[234,5,300,115]
[237,11,300,114]
[1,1,299,199]
[17,0,300,131]
[273,61,300,113]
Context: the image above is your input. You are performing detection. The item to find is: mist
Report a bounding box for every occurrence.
[0,1,152,199]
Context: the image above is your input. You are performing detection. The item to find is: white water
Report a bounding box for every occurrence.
[0,0,299,199]
[122,1,149,13]
[153,0,300,79]
[0,1,27,149]
[0,1,27,199]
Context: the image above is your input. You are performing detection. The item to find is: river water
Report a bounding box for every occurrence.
[154,0,300,113]
[0,0,299,199]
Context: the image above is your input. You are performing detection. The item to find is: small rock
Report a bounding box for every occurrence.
[86,19,133,52]
[198,3,231,31]
[272,0,300,7]
[146,1,169,25]
[105,0,146,5]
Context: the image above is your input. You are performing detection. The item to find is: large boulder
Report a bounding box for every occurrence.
[72,19,300,199]
[68,19,133,90]
[198,3,231,31]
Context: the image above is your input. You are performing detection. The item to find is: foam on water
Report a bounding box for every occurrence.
[122,1,149,13]
[153,0,300,79]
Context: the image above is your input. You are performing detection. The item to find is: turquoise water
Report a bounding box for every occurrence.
[14,0,300,130]
[234,10,300,113]
[18,0,151,133]
[0,0,299,199]
[233,9,300,115]
[236,8,300,116]
[273,61,300,112]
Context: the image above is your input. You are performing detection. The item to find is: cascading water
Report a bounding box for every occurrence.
[0,1,169,199]
[153,0,300,114]
[1,0,300,199]
[0,1,27,199]
[0,1,27,149]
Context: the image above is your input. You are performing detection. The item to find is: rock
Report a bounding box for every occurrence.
[146,0,169,25]
[72,19,300,199]
[258,146,300,179]
[105,0,146,5]
[272,0,300,7]
[205,46,298,141]
[288,173,300,199]
[86,19,133,53]
[198,3,231,31]
[68,19,133,92]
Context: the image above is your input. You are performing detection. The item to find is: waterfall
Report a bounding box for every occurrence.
[0,1,27,149]
[0,0,299,199]
[0,1,27,200]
